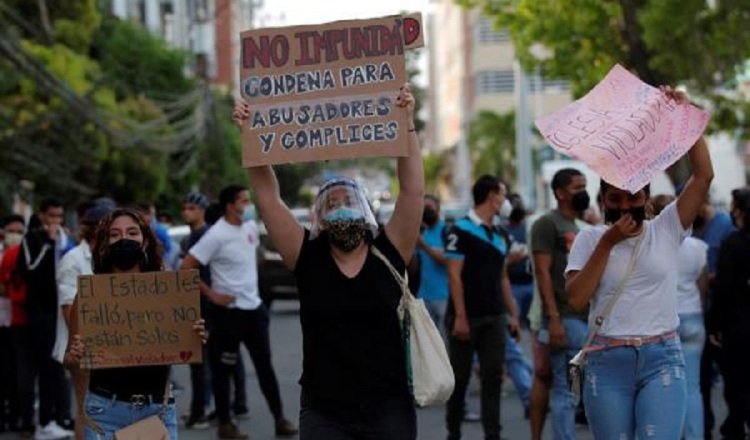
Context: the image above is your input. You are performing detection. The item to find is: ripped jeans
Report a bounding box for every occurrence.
[583,335,687,439]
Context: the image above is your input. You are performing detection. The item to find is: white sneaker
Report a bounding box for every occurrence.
[34,421,73,440]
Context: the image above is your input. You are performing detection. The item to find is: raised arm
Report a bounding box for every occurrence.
[232,101,305,270]
[660,86,714,229]
[385,84,425,263]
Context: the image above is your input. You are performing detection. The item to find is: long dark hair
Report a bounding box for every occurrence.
[92,208,163,274]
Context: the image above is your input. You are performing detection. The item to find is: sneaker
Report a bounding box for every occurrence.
[218,422,248,439]
[57,419,75,431]
[275,418,298,437]
[35,421,73,440]
[185,415,210,430]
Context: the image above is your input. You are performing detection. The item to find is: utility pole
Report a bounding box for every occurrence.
[514,60,535,210]
[456,78,473,203]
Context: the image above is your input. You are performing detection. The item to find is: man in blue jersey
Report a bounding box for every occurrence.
[416,195,449,334]
[445,175,521,440]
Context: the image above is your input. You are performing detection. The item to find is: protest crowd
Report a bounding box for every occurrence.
[2,12,750,440]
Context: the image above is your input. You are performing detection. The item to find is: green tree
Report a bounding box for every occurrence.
[93,18,195,99]
[468,110,516,182]
[0,0,219,211]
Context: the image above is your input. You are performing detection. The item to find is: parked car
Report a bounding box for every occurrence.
[257,208,312,308]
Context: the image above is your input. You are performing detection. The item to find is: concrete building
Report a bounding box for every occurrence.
[428,2,572,153]
[110,0,258,91]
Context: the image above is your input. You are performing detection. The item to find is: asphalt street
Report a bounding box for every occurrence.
[1,300,728,439]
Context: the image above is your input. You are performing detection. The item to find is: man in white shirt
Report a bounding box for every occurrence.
[182,185,296,439]
[53,203,112,363]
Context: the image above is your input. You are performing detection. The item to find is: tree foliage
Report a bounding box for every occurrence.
[457,0,750,135]
[468,110,516,183]
[0,1,248,215]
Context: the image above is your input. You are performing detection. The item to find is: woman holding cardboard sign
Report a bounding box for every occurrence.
[64,208,207,440]
[564,87,713,439]
[232,84,423,439]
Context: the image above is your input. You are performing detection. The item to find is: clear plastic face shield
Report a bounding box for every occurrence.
[310,179,378,241]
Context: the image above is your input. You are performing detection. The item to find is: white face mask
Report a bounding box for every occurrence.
[241,205,255,222]
[4,232,23,247]
[500,199,513,218]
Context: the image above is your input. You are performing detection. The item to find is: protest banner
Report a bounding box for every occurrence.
[535,64,710,192]
[238,13,424,166]
[75,270,203,369]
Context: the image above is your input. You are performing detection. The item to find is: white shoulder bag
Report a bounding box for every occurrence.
[371,247,455,407]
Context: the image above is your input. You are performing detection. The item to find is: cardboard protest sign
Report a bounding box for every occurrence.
[76,271,202,369]
[535,64,710,192]
[239,13,424,166]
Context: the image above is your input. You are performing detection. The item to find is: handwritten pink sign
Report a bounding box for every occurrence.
[535,64,709,192]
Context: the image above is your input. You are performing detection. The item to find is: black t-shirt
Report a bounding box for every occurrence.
[444,215,509,319]
[711,230,750,337]
[90,365,170,397]
[294,230,410,404]
[17,228,57,316]
[180,225,211,285]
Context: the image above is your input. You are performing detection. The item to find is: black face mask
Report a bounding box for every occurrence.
[323,219,367,252]
[422,208,439,226]
[604,205,647,226]
[571,191,590,212]
[108,239,144,271]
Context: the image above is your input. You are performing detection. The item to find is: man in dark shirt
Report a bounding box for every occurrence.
[180,192,213,430]
[445,175,520,440]
[16,199,74,437]
[530,168,588,440]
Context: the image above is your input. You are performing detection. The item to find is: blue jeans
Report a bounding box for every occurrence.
[424,299,448,336]
[83,392,178,440]
[505,334,531,409]
[583,336,687,439]
[679,313,706,440]
[511,283,533,329]
[550,317,587,440]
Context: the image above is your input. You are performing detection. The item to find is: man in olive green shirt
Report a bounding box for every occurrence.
[530,168,589,440]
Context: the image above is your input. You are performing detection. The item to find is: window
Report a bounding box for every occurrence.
[476,70,514,94]
[477,18,509,44]
[529,77,571,93]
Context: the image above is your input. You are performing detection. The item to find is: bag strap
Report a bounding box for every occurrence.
[581,231,645,349]
[370,246,415,395]
[371,246,410,301]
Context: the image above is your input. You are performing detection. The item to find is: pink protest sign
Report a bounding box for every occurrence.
[535,64,709,192]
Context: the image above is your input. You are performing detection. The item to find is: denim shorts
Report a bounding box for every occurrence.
[83,391,178,440]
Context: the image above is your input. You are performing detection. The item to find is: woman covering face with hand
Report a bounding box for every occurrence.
[564,87,714,439]
[64,209,206,440]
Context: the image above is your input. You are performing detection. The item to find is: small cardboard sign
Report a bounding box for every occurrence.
[535,64,710,192]
[76,271,203,369]
[238,13,424,166]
